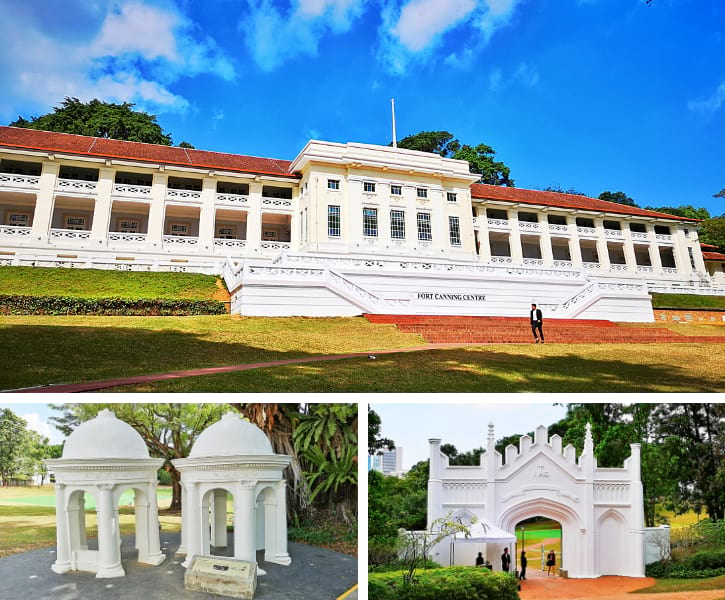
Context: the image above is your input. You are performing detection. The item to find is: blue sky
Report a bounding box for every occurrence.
[0,0,723,214]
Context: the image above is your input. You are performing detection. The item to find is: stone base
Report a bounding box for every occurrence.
[184,556,257,599]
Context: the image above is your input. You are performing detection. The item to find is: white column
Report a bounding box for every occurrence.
[182,482,200,568]
[404,186,417,253]
[593,219,611,270]
[96,485,124,578]
[430,188,447,254]
[539,221,554,266]
[427,439,443,529]
[177,481,188,556]
[51,483,72,574]
[274,480,291,565]
[567,217,583,267]
[289,186,300,250]
[622,228,638,272]
[201,490,211,555]
[211,489,227,548]
[31,161,59,243]
[67,491,84,555]
[476,213,491,263]
[198,177,216,252]
[509,212,523,264]
[648,240,663,273]
[90,167,115,245]
[247,182,263,254]
[665,225,690,275]
[629,443,646,577]
[233,483,257,564]
[147,173,167,248]
[144,482,165,565]
[134,492,150,562]
[78,492,88,550]
[378,201,391,255]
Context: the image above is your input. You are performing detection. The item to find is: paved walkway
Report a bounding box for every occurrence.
[6,343,469,393]
[0,531,356,600]
[519,571,725,600]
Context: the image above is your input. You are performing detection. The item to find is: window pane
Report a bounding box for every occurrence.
[364,181,376,193]
[328,205,341,237]
[363,207,378,237]
[449,216,461,246]
[447,192,457,203]
[390,209,405,239]
[391,184,402,195]
[327,179,340,190]
[417,212,432,241]
[416,188,428,198]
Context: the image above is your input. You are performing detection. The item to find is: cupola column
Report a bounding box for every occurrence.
[50,483,71,574]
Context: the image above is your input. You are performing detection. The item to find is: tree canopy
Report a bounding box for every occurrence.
[395,130,514,186]
[700,217,725,250]
[9,97,175,145]
[0,408,59,485]
[599,190,637,206]
[643,204,711,220]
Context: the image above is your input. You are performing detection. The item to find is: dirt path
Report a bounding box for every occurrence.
[519,575,725,600]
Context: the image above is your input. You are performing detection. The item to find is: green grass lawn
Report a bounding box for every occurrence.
[0,485,180,558]
[651,293,725,310]
[109,343,725,393]
[0,315,420,389]
[2,314,724,391]
[0,266,223,300]
[633,574,725,594]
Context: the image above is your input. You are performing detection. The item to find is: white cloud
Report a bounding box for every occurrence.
[688,82,725,115]
[379,0,524,75]
[241,0,368,71]
[488,61,539,91]
[0,0,235,121]
[20,413,61,444]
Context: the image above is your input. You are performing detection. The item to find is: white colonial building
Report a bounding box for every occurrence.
[1,126,720,321]
[427,424,653,579]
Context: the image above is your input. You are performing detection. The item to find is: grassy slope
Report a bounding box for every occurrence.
[0,315,421,389]
[0,266,222,300]
[651,293,725,310]
[633,574,725,594]
[111,342,725,393]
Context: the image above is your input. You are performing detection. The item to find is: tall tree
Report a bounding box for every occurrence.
[599,190,638,207]
[0,409,31,484]
[542,185,587,196]
[396,130,514,186]
[642,204,711,220]
[10,97,175,145]
[699,217,725,249]
[368,407,395,455]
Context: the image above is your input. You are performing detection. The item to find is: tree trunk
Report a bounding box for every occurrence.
[167,464,182,511]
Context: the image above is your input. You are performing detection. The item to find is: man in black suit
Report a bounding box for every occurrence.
[501,547,511,572]
[530,303,544,343]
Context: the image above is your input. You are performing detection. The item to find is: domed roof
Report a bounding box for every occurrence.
[190,412,273,457]
[62,409,150,460]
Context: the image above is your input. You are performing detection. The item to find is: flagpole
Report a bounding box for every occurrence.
[391,98,397,148]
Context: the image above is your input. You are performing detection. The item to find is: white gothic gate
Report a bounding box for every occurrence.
[426,423,645,578]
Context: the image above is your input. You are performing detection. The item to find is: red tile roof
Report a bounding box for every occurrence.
[703,251,725,261]
[0,126,296,179]
[471,183,696,222]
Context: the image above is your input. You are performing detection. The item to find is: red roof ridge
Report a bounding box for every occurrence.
[470,182,697,222]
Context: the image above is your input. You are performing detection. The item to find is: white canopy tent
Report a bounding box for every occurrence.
[450,518,516,568]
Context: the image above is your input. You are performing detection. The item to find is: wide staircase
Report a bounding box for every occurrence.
[363,315,725,344]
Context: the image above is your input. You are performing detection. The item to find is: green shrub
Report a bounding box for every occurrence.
[0,294,227,316]
[157,469,172,485]
[369,560,442,574]
[368,566,519,600]
[688,549,725,571]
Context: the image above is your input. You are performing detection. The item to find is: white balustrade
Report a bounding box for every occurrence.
[583,262,601,270]
[610,264,629,271]
[552,260,573,268]
[604,229,623,238]
[637,265,655,273]
[56,178,97,193]
[662,267,678,274]
[472,216,479,226]
[490,256,513,264]
[630,231,649,240]
[112,183,152,198]
[167,189,202,200]
[487,218,510,229]
[50,228,91,240]
[518,221,541,231]
[0,173,40,189]
[163,235,198,246]
[0,225,31,237]
[548,224,569,233]
[261,197,292,209]
[655,234,673,242]
[216,193,249,205]
[522,258,544,266]
[260,241,291,251]
[214,238,247,249]
[108,232,147,243]
[577,226,597,236]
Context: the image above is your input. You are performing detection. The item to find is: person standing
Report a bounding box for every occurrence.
[501,547,511,573]
[519,550,527,580]
[546,549,556,576]
[530,303,544,343]
[475,552,485,567]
